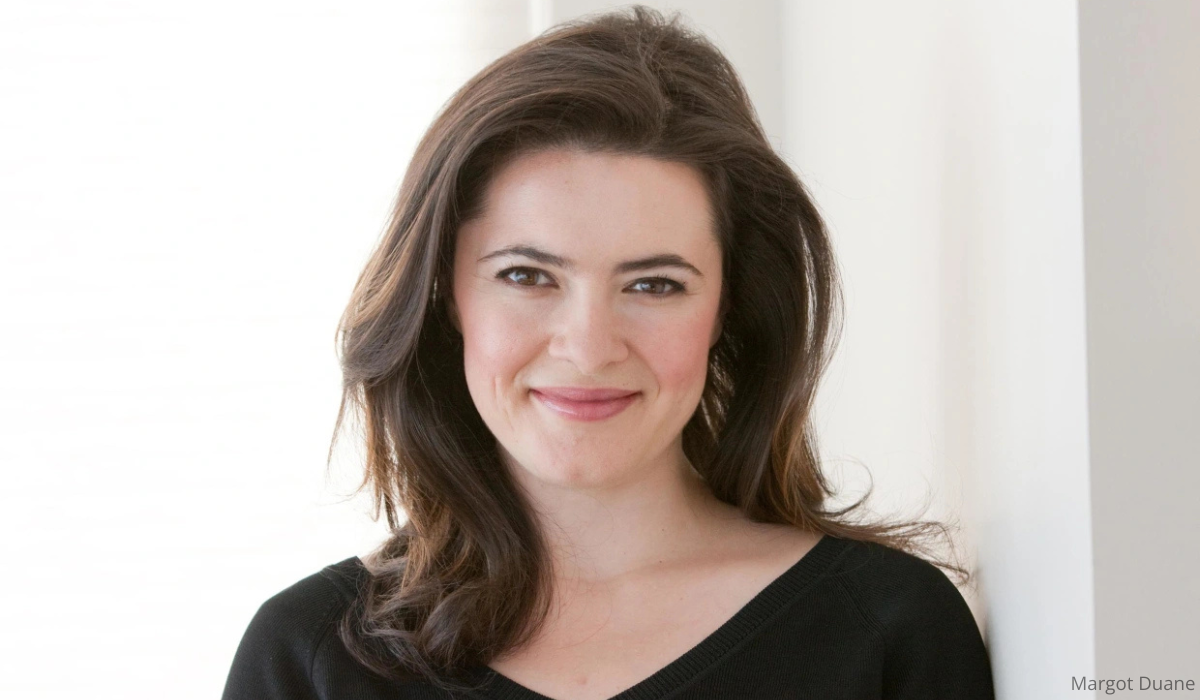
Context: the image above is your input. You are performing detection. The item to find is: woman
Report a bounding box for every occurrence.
[223,6,994,699]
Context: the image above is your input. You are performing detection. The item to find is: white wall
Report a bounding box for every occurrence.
[1079,0,1200,693]
[781,4,1094,699]
[0,1,531,697]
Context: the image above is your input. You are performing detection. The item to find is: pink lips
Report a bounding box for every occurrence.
[531,387,639,421]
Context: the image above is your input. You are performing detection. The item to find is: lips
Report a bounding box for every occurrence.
[530,387,640,421]
[532,387,637,401]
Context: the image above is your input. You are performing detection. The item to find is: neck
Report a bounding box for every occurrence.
[504,444,746,585]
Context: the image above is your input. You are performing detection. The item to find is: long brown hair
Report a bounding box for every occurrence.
[329,4,967,690]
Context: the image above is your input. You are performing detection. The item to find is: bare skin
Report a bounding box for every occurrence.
[489,482,822,700]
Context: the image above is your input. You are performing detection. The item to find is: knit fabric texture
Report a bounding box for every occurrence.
[221,534,995,699]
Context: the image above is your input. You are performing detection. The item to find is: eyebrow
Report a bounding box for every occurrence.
[478,244,704,277]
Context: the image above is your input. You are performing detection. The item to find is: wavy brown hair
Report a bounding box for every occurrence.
[329,4,967,691]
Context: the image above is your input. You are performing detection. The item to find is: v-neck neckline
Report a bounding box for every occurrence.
[461,533,849,700]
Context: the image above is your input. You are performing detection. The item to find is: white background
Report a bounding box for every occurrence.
[0,2,526,696]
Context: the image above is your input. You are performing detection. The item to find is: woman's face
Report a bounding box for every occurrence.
[450,148,723,491]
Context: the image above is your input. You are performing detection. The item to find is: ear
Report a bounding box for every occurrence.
[446,295,462,334]
[435,277,462,334]
[709,287,731,348]
[709,310,723,348]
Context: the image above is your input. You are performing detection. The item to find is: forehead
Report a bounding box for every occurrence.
[459,149,717,256]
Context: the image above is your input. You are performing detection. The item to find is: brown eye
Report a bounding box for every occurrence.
[628,277,685,296]
[498,267,547,287]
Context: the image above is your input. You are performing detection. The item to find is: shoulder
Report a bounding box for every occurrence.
[275,556,367,618]
[830,539,972,629]
[248,556,365,648]
[828,538,995,698]
[222,557,367,700]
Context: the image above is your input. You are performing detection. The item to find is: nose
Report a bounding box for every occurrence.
[546,288,630,376]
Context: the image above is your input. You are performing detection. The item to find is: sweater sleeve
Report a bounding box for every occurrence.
[876,556,996,700]
[221,572,345,700]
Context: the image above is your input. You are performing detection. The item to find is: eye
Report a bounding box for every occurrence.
[497,266,552,287]
[627,277,686,296]
[495,267,685,296]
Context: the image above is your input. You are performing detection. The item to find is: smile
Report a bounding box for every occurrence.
[530,389,640,422]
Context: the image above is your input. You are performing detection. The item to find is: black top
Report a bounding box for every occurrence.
[221,534,995,699]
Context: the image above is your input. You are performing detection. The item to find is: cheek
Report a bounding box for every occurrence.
[638,310,716,398]
[458,299,538,400]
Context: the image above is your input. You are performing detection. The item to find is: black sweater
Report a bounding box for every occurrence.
[221,534,995,699]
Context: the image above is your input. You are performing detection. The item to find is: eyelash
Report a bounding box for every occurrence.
[496,266,687,296]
